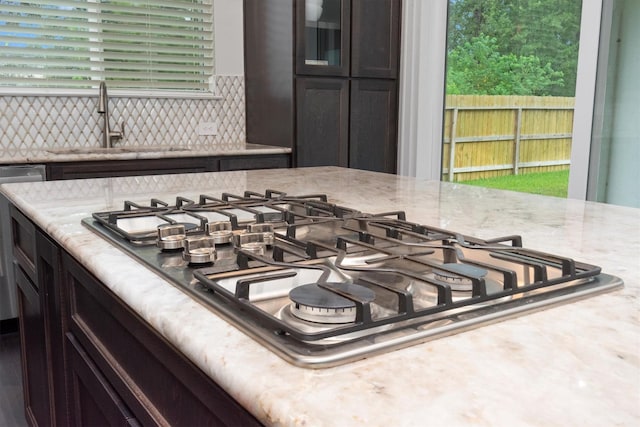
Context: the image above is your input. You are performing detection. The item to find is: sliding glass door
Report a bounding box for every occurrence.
[441,0,583,197]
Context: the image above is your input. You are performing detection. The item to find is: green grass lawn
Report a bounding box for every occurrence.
[460,170,569,197]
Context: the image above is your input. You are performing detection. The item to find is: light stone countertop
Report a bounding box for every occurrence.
[1,167,638,426]
[0,142,290,164]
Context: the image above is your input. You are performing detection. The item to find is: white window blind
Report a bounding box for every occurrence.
[0,0,214,93]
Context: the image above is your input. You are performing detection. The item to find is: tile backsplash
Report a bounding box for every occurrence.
[0,75,245,158]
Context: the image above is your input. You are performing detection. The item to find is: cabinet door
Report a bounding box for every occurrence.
[12,206,52,426]
[351,0,402,78]
[296,0,351,76]
[296,77,349,167]
[349,79,398,173]
[67,334,137,427]
[37,230,68,426]
[13,209,67,426]
[16,265,52,427]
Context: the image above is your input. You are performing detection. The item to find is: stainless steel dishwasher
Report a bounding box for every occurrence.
[0,165,46,324]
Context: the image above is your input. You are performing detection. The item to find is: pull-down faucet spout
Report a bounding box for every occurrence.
[97,81,124,148]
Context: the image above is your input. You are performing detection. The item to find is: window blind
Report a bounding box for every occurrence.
[0,0,214,93]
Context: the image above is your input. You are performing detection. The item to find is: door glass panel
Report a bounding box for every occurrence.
[589,0,639,208]
[442,0,583,198]
[304,0,342,66]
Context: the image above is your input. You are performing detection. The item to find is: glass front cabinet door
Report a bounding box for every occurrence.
[296,0,351,76]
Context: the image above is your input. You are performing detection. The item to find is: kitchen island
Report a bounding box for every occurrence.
[1,167,638,426]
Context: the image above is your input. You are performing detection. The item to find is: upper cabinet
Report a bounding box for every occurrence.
[350,0,401,78]
[295,0,401,78]
[296,0,351,76]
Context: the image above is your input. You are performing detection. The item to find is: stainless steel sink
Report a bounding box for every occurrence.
[46,146,192,155]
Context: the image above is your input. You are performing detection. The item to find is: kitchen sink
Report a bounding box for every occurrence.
[46,146,192,155]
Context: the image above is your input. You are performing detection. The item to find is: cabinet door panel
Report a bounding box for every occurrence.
[296,0,351,76]
[219,154,291,171]
[351,0,401,78]
[296,77,349,167]
[349,79,398,173]
[37,230,68,426]
[16,265,51,427]
[10,205,37,283]
[67,333,137,427]
[47,157,213,180]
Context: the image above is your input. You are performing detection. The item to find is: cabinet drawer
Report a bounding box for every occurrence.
[219,154,291,171]
[67,333,138,427]
[10,205,37,282]
[47,157,216,180]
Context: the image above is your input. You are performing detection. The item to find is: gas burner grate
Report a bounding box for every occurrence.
[193,230,604,343]
[91,189,363,244]
[83,189,624,368]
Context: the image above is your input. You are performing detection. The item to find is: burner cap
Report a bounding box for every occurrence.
[433,263,488,291]
[289,283,375,324]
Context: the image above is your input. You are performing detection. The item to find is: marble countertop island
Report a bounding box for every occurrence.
[1,167,638,426]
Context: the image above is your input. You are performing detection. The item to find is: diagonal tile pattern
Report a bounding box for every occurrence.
[0,76,246,158]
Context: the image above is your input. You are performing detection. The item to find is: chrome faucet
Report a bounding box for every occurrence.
[97,81,124,148]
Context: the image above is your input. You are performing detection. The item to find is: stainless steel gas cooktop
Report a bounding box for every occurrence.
[83,190,624,368]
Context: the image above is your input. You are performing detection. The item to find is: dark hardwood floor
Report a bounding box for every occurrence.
[0,324,28,427]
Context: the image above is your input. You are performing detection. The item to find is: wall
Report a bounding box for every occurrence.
[600,0,639,207]
[397,0,448,180]
[214,0,245,76]
[0,0,246,160]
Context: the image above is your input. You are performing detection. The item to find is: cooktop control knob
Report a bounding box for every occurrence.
[156,224,187,250]
[182,236,217,264]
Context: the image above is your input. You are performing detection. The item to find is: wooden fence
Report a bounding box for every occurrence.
[442,95,575,182]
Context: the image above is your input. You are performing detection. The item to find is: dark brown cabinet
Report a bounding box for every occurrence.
[349,79,398,173]
[15,266,51,427]
[11,205,261,426]
[67,334,137,426]
[296,77,349,167]
[350,0,402,79]
[245,0,402,173]
[46,153,291,180]
[296,0,401,79]
[295,0,351,77]
[12,206,66,426]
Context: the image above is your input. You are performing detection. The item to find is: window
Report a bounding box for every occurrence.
[0,0,214,95]
[440,0,583,197]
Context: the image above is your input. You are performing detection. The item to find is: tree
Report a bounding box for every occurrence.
[447,0,582,96]
[446,35,564,95]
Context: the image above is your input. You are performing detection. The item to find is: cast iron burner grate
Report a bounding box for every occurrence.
[83,189,624,368]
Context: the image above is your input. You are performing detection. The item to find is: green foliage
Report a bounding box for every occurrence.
[462,170,569,197]
[446,35,564,95]
[447,0,582,96]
